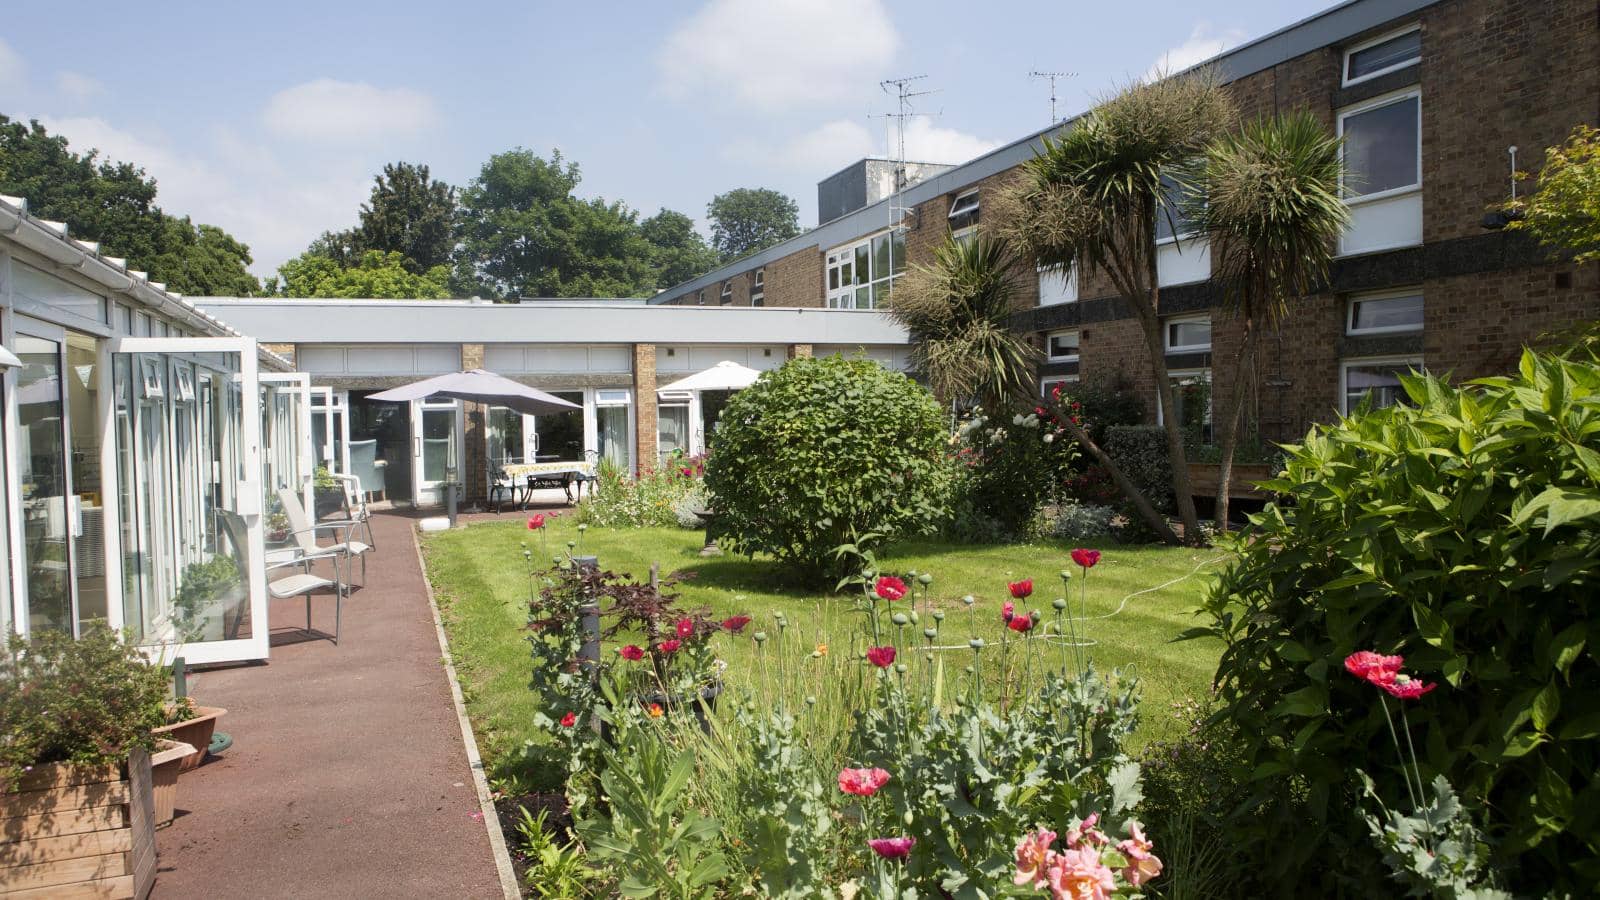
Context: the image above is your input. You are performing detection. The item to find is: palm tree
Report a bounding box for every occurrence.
[887,234,1040,411]
[1188,111,1348,530]
[1004,72,1237,544]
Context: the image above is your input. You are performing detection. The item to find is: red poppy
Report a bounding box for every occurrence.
[837,767,891,796]
[866,646,896,668]
[1343,651,1403,686]
[658,639,681,654]
[675,617,695,639]
[1002,600,1015,623]
[1381,677,1437,700]
[559,711,576,728]
[681,467,694,477]
[618,644,645,661]
[1008,579,1033,599]
[527,514,545,530]
[1070,548,1101,569]
[721,615,752,633]
[1008,616,1034,633]
[868,836,915,860]
[874,576,908,602]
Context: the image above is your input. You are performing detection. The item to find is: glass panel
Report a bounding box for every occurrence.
[1347,30,1420,81]
[855,286,871,309]
[487,407,525,466]
[854,244,869,284]
[1049,332,1080,358]
[658,404,690,464]
[1345,362,1416,412]
[871,233,891,280]
[1170,374,1213,444]
[422,407,453,483]
[597,403,630,471]
[114,354,143,635]
[66,334,107,629]
[1168,319,1211,349]
[534,392,584,461]
[828,267,840,291]
[1343,97,1419,197]
[17,335,71,635]
[0,379,9,636]
[891,230,906,275]
[136,359,172,638]
[1351,294,1423,332]
[1155,176,1196,242]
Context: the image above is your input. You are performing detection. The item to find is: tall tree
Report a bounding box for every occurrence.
[640,208,719,289]
[352,162,456,273]
[452,148,656,299]
[706,188,801,261]
[0,116,260,295]
[1005,73,1237,545]
[276,249,450,299]
[1188,111,1348,530]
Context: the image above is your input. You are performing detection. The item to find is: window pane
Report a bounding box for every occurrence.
[1351,294,1423,331]
[658,404,690,464]
[1170,374,1213,444]
[829,266,839,291]
[1343,97,1419,196]
[870,233,889,280]
[892,230,907,275]
[1049,331,1079,358]
[1345,362,1417,412]
[1168,319,1211,348]
[17,335,71,634]
[855,286,871,309]
[1347,30,1420,81]
[1155,176,1196,242]
[597,404,630,471]
[534,391,584,462]
[855,245,870,284]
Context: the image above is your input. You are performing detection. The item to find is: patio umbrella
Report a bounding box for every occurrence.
[656,360,762,394]
[367,369,581,416]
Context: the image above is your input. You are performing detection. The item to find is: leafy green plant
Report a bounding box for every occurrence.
[0,628,169,788]
[704,355,950,583]
[1191,350,1600,896]
[1505,124,1600,263]
[171,554,242,642]
[515,806,600,898]
[582,459,702,529]
[947,405,1081,540]
[1102,426,1175,514]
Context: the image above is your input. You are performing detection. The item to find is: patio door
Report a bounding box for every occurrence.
[12,319,76,635]
[262,372,314,518]
[309,386,350,475]
[411,398,460,506]
[110,336,268,665]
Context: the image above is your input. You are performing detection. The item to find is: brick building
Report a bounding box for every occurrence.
[653,0,1600,452]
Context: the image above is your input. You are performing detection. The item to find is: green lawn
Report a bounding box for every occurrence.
[422,516,1228,785]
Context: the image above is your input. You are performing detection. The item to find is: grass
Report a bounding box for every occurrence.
[421,515,1227,785]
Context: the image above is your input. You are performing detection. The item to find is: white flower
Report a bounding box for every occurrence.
[1012,414,1025,426]
[1043,433,1055,444]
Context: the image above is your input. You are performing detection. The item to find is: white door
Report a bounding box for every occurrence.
[411,398,460,506]
[262,372,314,518]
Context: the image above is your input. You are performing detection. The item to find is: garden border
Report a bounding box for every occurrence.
[411,524,522,900]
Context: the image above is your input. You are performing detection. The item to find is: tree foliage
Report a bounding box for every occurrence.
[0,116,260,295]
[350,161,456,272]
[706,187,801,262]
[1508,124,1600,264]
[276,249,450,299]
[640,208,719,290]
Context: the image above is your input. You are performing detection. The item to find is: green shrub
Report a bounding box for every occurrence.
[1193,351,1600,896]
[703,355,949,582]
[1028,501,1116,541]
[1053,378,1145,444]
[581,460,701,529]
[0,628,169,787]
[1104,425,1174,513]
[947,406,1080,541]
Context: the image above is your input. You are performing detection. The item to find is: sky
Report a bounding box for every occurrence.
[0,0,1332,280]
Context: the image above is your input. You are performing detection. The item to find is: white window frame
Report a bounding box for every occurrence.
[948,189,980,242]
[719,282,732,305]
[696,290,706,306]
[826,228,904,310]
[1046,329,1080,362]
[751,268,765,307]
[1342,24,1421,87]
[1338,88,1423,206]
[1040,375,1079,399]
[1347,289,1424,336]
[1164,314,1212,352]
[1340,355,1424,414]
[1038,264,1078,306]
[1156,368,1213,438]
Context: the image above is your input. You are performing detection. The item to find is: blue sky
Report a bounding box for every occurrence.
[0,0,1330,279]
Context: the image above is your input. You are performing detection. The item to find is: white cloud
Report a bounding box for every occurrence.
[0,37,25,99]
[56,71,105,102]
[1146,23,1247,81]
[658,0,899,112]
[750,117,1000,174]
[261,78,438,143]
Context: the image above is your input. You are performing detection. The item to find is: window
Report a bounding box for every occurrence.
[1340,91,1421,200]
[697,290,706,306]
[1041,375,1079,399]
[1047,330,1080,362]
[826,229,906,309]
[595,389,632,471]
[1158,370,1213,444]
[948,190,980,243]
[1154,176,1198,244]
[719,282,732,305]
[1342,357,1422,413]
[1038,265,1077,306]
[1344,25,1420,86]
[751,268,765,307]
[1165,315,1211,352]
[1347,290,1424,335]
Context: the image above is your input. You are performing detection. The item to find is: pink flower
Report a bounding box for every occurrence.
[1008,579,1033,599]
[1008,616,1034,633]
[838,767,891,797]
[868,836,915,860]
[866,646,896,668]
[1344,651,1404,686]
[1116,822,1163,887]
[1381,674,1438,700]
[721,615,751,633]
[1065,813,1108,848]
[527,514,545,530]
[874,576,908,601]
[658,639,681,654]
[1045,846,1116,900]
[1071,548,1101,569]
[1013,829,1057,887]
[675,617,695,639]
[618,644,645,661]
[559,711,576,728]
[1002,600,1015,622]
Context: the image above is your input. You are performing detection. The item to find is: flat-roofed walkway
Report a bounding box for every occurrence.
[154,510,507,898]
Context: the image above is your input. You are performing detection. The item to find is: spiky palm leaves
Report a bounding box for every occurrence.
[887,234,1040,410]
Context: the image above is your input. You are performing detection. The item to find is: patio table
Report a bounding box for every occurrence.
[503,460,595,506]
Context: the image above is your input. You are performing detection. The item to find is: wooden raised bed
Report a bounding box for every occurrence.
[0,748,156,899]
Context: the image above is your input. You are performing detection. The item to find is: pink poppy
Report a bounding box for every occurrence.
[559,711,576,728]
[1344,651,1404,686]
[658,639,681,654]
[1008,579,1033,599]
[1381,675,1437,700]
[618,645,645,661]
[1071,548,1101,569]
[866,646,896,668]
[837,767,891,797]
[1008,616,1034,633]
[675,617,695,639]
[868,836,915,860]
[527,514,545,530]
[874,576,909,601]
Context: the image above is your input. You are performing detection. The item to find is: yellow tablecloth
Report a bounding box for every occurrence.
[502,461,594,480]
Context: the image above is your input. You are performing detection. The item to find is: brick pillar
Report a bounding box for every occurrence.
[461,344,487,505]
[633,343,658,476]
[788,343,813,360]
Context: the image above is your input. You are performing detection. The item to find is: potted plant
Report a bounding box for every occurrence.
[0,628,168,897]
[152,696,226,774]
[149,739,195,827]
[312,465,346,519]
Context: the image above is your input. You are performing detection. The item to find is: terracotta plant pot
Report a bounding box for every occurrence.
[152,707,226,773]
[0,748,157,898]
[149,740,195,828]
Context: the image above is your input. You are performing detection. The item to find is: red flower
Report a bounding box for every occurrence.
[868,836,915,860]
[658,639,681,654]
[681,467,694,477]
[721,615,751,633]
[559,711,576,728]
[1008,579,1033,599]
[675,617,695,639]
[1070,548,1101,569]
[527,514,545,530]
[838,767,891,796]
[1008,616,1034,633]
[1381,675,1437,700]
[1344,651,1403,686]
[1002,601,1015,623]
[866,646,896,668]
[874,576,908,602]
[618,644,645,661]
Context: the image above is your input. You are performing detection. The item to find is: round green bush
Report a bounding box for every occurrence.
[703,355,948,583]
[1194,349,1600,895]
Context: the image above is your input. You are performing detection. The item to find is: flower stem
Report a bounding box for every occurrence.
[1379,695,1419,811]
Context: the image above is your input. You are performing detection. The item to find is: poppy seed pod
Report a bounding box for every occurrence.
[932,610,945,622]
[753,631,768,643]
[961,595,975,606]
[908,610,919,625]
[923,627,938,640]
[969,638,985,650]
[895,663,907,674]
[1059,570,1073,581]
[891,613,909,626]
[1053,598,1067,610]
[917,573,933,586]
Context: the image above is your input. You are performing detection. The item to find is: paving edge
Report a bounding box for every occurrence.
[411,525,523,900]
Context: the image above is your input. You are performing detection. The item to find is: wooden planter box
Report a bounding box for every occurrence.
[152,707,225,773]
[0,748,156,898]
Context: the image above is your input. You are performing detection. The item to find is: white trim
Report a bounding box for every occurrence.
[1040,375,1078,398]
[947,189,980,222]
[1346,289,1424,336]
[1164,314,1212,352]
[1340,355,1423,414]
[1046,329,1080,363]
[1338,88,1422,205]
[1342,23,1421,87]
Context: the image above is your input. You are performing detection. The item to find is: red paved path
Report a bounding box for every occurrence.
[154,510,504,899]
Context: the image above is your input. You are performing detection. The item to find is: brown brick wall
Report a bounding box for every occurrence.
[763,244,825,308]
[902,170,1039,310]
[1425,264,1600,377]
[633,343,657,474]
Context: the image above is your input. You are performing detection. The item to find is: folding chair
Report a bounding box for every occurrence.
[277,487,371,590]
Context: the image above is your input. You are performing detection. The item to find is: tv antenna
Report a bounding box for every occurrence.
[872,75,941,304]
[1029,70,1077,125]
